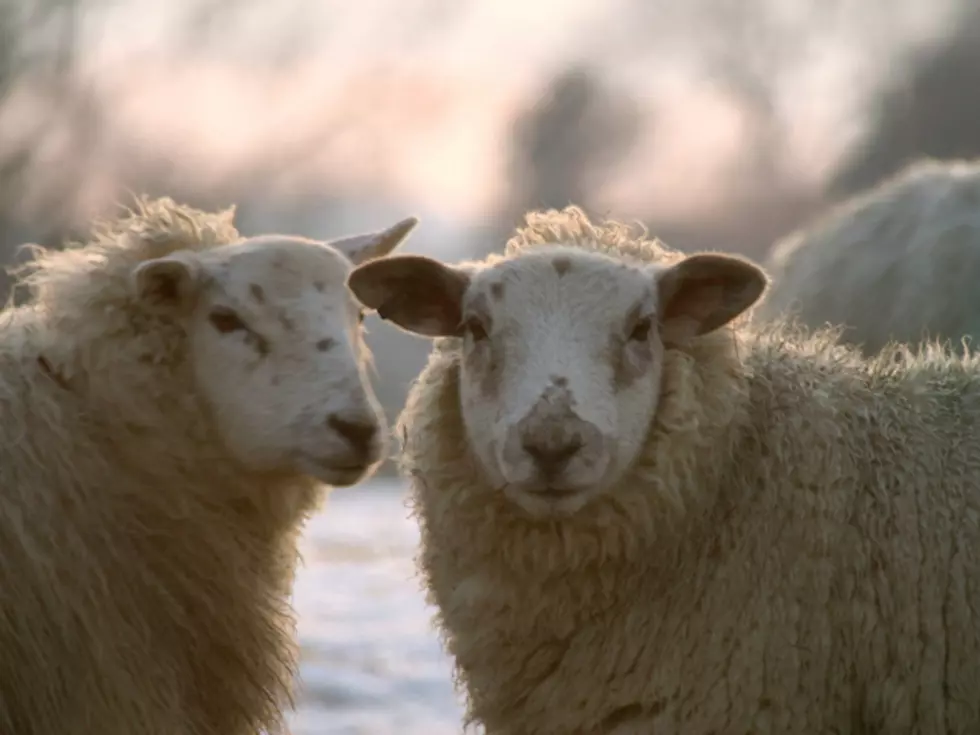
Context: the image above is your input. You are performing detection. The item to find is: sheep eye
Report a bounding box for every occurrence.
[463,318,489,343]
[628,316,653,342]
[357,310,366,324]
[208,308,248,334]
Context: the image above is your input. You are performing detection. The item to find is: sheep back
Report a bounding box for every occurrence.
[757,157,980,355]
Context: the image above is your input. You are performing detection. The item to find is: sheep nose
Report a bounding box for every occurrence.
[327,414,378,459]
[522,436,584,477]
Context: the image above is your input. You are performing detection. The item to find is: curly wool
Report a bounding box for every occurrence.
[399,207,980,734]
[0,197,322,735]
[757,157,980,355]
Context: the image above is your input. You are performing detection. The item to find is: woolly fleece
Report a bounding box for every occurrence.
[398,207,980,734]
[757,157,980,355]
[0,198,323,735]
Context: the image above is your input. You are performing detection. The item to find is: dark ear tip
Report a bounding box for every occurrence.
[747,265,769,289]
[346,270,378,304]
[744,263,770,299]
[348,258,385,282]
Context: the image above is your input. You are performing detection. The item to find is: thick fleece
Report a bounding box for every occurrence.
[398,213,980,735]
[757,157,980,355]
[0,198,322,735]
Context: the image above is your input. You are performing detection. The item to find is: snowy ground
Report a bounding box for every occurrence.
[287,480,468,735]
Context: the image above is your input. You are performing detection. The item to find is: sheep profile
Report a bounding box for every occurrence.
[756,157,980,355]
[0,196,417,735]
[348,205,980,735]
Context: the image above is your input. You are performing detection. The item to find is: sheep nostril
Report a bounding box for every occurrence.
[327,414,378,458]
[521,436,584,476]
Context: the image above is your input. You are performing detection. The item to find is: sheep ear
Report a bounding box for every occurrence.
[655,253,768,344]
[347,254,470,338]
[328,216,420,266]
[132,250,202,309]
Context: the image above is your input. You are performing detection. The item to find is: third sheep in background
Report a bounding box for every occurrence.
[757,157,980,355]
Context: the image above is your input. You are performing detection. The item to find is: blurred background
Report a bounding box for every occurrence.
[4,0,980,731]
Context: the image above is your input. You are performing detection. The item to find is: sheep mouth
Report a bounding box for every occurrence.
[295,454,373,487]
[507,482,596,518]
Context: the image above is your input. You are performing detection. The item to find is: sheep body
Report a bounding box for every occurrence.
[388,210,980,734]
[757,157,980,355]
[0,196,414,735]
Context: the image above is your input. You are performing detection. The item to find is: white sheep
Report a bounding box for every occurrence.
[348,205,980,735]
[756,157,980,355]
[0,196,417,735]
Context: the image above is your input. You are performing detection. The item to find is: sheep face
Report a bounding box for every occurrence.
[349,244,767,517]
[131,217,417,487]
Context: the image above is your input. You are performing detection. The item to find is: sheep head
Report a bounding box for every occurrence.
[349,245,766,517]
[131,216,418,487]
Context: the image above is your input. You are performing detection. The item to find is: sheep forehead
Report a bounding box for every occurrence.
[205,236,351,303]
[468,248,656,332]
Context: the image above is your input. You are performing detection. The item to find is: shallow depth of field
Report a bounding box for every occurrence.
[4,0,980,731]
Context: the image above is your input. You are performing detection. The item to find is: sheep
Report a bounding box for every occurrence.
[756,157,980,356]
[347,205,980,735]
[0,195,417,735]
